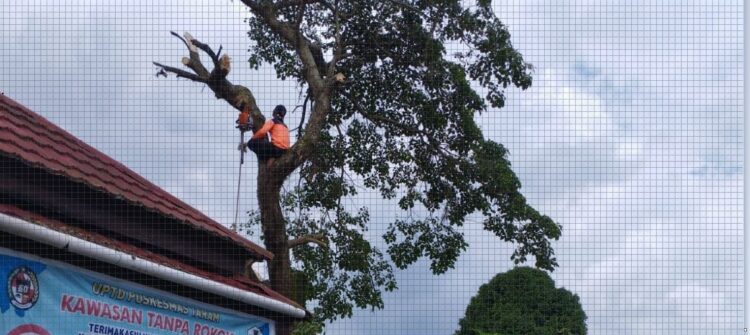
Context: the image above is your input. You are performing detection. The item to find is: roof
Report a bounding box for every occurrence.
[0,95,272,260]
[0,204,301,310]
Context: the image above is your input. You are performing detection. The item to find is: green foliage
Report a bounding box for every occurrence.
[455,267,587,335]
[243,0,561,326]
[245,192,397,323]
[290,320,324,335]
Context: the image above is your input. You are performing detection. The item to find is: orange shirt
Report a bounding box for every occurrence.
[251,119,290,150]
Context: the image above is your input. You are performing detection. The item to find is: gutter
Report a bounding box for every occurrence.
[0,212,306,319]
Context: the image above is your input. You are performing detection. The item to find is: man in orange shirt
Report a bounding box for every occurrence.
[237,105,290,165]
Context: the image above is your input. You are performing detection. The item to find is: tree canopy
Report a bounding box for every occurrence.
[456,267,587,335]
[155,0,562,332]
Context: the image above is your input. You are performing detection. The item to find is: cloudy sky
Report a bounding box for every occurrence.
[0,1,744,334]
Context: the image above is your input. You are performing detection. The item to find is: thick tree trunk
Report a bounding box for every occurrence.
[275,322,293,335]
[257,163,295,335]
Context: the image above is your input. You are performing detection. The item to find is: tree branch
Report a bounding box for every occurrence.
[241,0,325,93]
[288,234,328,248]
[153,62,207,82]
[292,91,311,137]
[154,32,266,130]
[190,38,221,68]
[174,31,210,78]
[326,0,344,81]
[170,31,191,50]
[240,0,336,182]
[294,1,306,27]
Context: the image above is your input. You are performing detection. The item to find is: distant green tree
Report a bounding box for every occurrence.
[456,267,587,335]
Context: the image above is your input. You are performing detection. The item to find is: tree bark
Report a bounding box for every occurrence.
[258,164,292,298]
[257,163,297,334]
[276,322,294,335]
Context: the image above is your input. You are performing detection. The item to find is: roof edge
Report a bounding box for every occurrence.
[0,206,305,316]
[0,95,273,261]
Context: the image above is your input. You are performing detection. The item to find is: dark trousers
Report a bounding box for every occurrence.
[248,138,286,161]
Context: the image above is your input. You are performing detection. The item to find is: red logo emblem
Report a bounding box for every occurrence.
[7,324,50,335]
[7,267,39,310]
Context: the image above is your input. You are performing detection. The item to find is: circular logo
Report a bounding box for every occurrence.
[7,324,50,335]
[247,327,262,335]
[7,267,39,310]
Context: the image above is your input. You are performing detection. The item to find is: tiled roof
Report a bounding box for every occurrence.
[0,95,272,260]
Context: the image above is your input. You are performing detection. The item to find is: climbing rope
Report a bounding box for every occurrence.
[232,131,245,230]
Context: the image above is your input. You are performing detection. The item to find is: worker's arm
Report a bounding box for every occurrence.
[251,120,274,140]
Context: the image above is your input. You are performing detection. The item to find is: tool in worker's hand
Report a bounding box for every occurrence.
[238,131,246,164]
[235,111,252,163]
[236,110,251,132]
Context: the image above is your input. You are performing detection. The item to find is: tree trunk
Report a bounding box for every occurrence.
[275,321,293,335]
[154,29,335,335]
[257,163,295,334]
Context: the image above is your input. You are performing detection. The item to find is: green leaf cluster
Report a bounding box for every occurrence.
[243,0,561,325]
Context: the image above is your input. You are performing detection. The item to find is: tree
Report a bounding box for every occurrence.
[455,267,587,335]
[154,1,561,334]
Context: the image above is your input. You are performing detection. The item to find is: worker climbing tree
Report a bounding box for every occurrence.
[154,1,561,334]
[238,104,290,165]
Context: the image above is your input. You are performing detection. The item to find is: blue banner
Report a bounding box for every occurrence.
[0,248,272,335]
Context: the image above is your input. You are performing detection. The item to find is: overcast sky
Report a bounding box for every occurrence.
[0,1,744,334]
